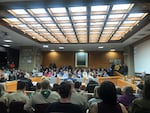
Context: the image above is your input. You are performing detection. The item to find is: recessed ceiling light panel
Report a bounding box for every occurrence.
[4,39,13,43]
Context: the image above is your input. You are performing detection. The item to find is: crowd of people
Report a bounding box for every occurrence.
[0,62,129,83]
[0,71,149,113]
[3,62,150,113]
[33,63,128,78]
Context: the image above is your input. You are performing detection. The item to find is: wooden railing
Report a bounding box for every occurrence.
[97,72,138,91]
[5,74,139,92]
[97,76,121,85]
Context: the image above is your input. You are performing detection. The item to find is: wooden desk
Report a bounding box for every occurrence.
[5,81,17,92]
[97,76,122,85]
[5,77,42,92]
[30,77,42,82]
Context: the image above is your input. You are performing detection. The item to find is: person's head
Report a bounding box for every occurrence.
[136,81,144,94]
[24,72,30,78]
[66,79,75,89]
[17,81,26,90]
[52,83,60,92]
[116,87,122,95]
[143,76,150,99]
[98,81,117,105]
[122,86,134,95]
[74,81,81,89]
[36,82,41,91]
[41,79,51,90]
[59,81,72,98]
[68,73,72,78]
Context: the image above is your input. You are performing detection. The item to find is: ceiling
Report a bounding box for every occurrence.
[0,0,150,51]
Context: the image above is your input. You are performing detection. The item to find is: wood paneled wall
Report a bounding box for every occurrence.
[42,51,124,68]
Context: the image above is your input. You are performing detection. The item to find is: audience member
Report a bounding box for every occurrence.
[33,82,41,94]
[64,73,76,82]
[0,84,8,106]
[51,83,59,93]
[24,79,60,113]
[20,73,34,91]
[46,81,84,113]
[123,64,128,76]
[129,76,150,113]
[68,80,88,113]
[9,62,15,70]
[89,81,127,113]
[86,79,98,93]
[88,85,102,110]
[0,69,7,82]
[135,81,144,98]
[117,86,136,110]
[74,81,82,92]
[8,81,29,104]
[115,64,120,72]
[116,87,122,98]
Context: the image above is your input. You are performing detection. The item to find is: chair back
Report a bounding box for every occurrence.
[0,102,7,113]
[9,101,27,113]
[34,103,49,113]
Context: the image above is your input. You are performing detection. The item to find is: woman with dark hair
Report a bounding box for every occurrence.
[129,76,150,113]
[89,81,127,113]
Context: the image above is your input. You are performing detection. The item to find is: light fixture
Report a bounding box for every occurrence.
[50,49,55,51]
[112,4,131,10]
[3,44,11,47]
[98,46,104,49]
[70,6,86,12]
[29,8,47,14]
[91,5,109,11]
[50,8,67,13]
[79,49,84,52]
[10,9,28,14]
[43,45,49,48]
[4,39,13,43]
[110,49,116,51]
[2,3,148,44]
[59,46,64,49]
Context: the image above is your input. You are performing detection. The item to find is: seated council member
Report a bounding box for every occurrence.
[46,81,84,113]
[24,79,60,113]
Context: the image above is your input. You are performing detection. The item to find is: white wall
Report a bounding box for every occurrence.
[134,39,150,74]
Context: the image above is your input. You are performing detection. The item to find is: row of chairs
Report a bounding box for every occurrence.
[0,102,49,113]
